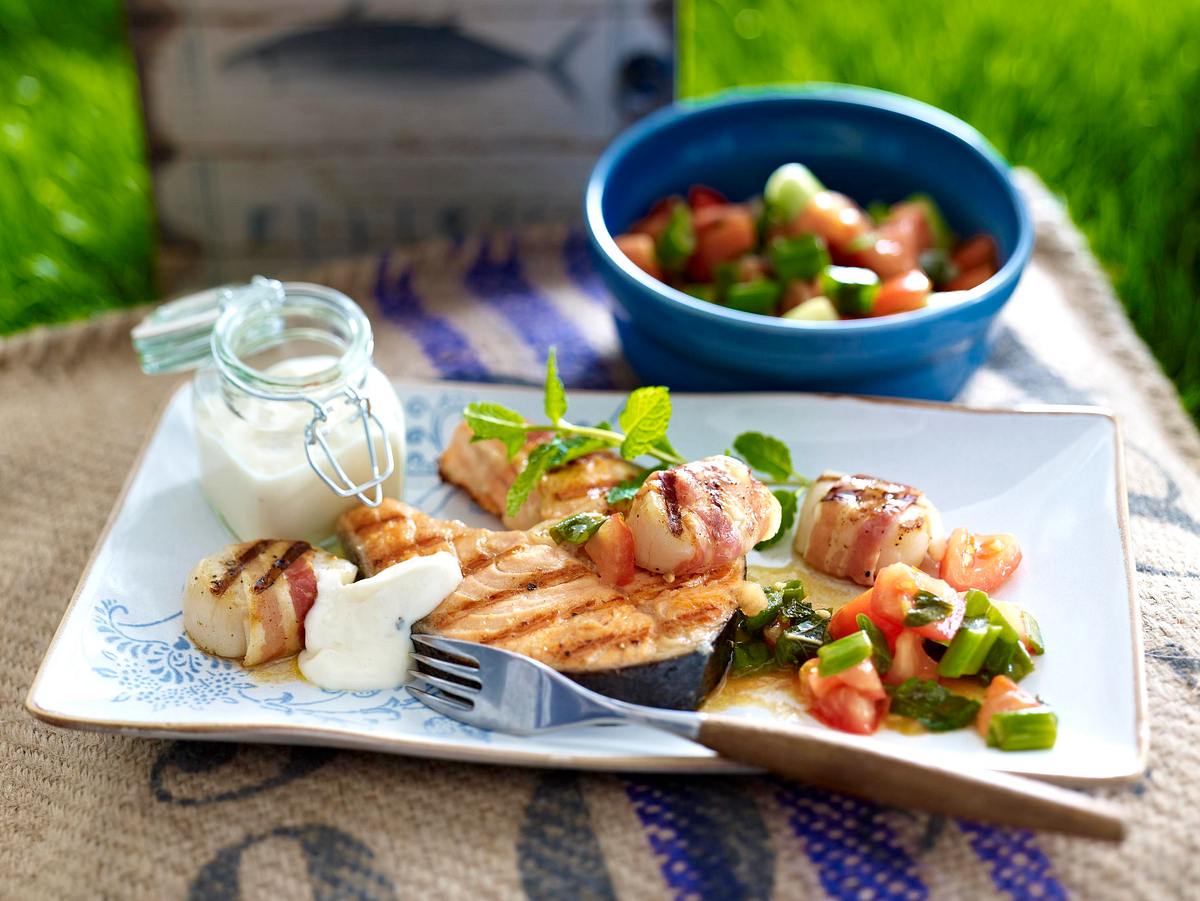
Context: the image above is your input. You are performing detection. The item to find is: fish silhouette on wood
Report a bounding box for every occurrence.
[225,5,589,101]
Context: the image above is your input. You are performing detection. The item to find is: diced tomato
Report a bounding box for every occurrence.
[630,197,679,241]
[952,234,997,271]
[798,658,888,735]
[943,264,995,291]
[943,235,998,290]
[787,191,870,252]
[828,590,902,646]
[884,630,939,685]
[940,529,1022,593]
[687,204,757,282]
[870,562,964,643]
[872,269,932,317]
[688,185,728,211]
[975,675,1040,738]
[614,233,662,280]
[851,202,934,278]
[585,514,636,586]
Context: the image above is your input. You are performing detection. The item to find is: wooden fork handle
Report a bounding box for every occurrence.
[696,714,1124,841]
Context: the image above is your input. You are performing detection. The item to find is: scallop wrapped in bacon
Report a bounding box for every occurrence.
[626,455,782,577]
[794,471,943,587]
[184,540,357,666]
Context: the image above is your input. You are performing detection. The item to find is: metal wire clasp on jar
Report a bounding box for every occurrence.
[133,276,406,544]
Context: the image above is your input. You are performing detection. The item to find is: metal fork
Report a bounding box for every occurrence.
[409,634,1124,841]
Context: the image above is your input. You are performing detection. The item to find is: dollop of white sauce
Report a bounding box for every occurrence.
[298,552,462,690]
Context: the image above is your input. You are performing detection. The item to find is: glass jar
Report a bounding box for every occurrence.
[134,277,404,544]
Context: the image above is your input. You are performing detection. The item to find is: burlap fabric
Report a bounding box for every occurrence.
[2,171,1198,900]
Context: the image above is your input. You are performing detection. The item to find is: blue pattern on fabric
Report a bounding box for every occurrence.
[517,772,616,900]
[776,784,927,901]
[957,822,1068,900]
[625,777,774,901]
[372,254,491,381]
[151,741,336,806]
[465,237,613,389]
[189,824,396,900]
[561,227,607,303]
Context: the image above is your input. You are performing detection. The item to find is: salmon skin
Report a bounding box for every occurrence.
[438,421,641,529]
[338,499,742,709]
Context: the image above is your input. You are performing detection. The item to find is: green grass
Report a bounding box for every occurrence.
[680,0,1200,417]
[0,0,153,333]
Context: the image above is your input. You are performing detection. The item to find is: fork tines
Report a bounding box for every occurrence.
[408,634,482,713]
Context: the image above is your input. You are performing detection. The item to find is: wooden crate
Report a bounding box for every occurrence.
[126,0,674,288]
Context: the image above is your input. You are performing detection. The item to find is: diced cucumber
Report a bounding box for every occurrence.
[769,234,830,282]
[782,296,839,321]
[724,279,781,315]
[820,266,880,317]
[764,163,825,223]
[656,203,695,272]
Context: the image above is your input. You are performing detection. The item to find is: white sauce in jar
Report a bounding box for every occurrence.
[299,551,463,690]
[194,355,405,544]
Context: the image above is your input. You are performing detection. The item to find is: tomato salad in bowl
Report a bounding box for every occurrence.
[614,162,999,322]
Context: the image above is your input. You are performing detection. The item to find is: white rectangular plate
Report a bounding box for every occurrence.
[27,382,1146,782]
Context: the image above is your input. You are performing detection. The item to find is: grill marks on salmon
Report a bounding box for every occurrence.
[337,499,743,674]
[438,421,640,529]
[185,540,356,667]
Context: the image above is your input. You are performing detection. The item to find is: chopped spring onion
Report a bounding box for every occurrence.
[982,637,1035,682]
[888,678,981,732]
[777,579,808,617]
[724,279,782,315]
[856,614,892,676]
[903,589,955,627]
[768,234,830,282]
[986,708,1058,751]
[730,640,775,675]
[820,266,880,317]
[1022,610,1046,655]
[764,162,824,223]
[656,203,695,272]
[817,629,873,677]
[964,588,991,618]
[549,512,608,545]
[938,616,1002,678]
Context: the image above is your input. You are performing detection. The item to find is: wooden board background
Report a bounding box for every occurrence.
[126,0,674,289]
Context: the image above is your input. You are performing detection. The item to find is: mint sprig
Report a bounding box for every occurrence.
[464,350,812,519]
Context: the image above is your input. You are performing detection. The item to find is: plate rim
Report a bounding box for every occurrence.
[25,381,1148,785]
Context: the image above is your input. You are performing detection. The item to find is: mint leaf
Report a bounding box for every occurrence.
[904,590,954,627]
[543,348,567,423]
[464,402,529,459]
[888,678,980,732]
[606,466,660,505]
[504,435,610,518]
[506,442,560,517]
[754,488,798,550]
[732,431,794,482]
[618,386,672,459]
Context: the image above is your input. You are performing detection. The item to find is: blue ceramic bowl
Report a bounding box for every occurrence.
[584,87,1033,399]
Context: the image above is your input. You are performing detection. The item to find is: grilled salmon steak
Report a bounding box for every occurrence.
[184,540,356,666]
[338,499,743,708]
[438,422,640,529]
